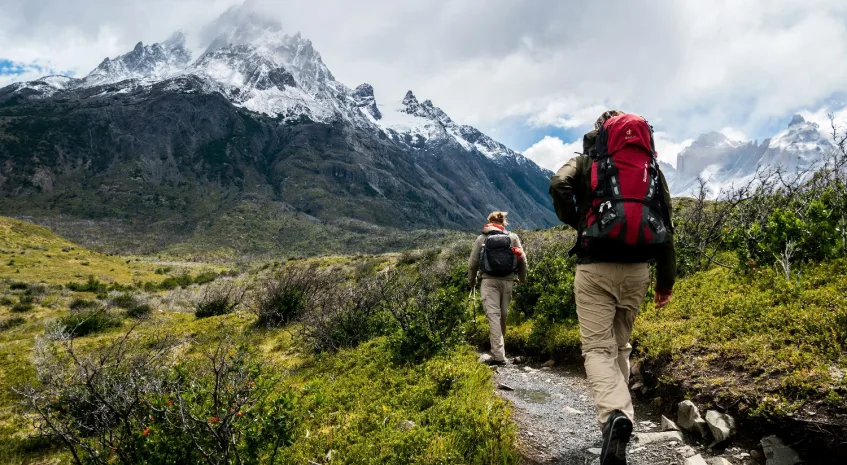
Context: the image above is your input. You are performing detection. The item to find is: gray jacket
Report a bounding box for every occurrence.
[467,224,528,287]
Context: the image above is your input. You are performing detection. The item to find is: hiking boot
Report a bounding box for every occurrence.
[485,359,507,367]
[599,410,632,465]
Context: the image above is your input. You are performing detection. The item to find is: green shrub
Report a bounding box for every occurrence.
[384,264,469,363]
[11,295,34,313]
[109,293,138,309]
[195,282,244,318]
[125,303,152,318]
[19,329,297,465]
[252,266,327,327]
[66,276,107,294]
[0,316,25,331]
[68,298,98,311]
[59,309,122,337]
[0,296,13,306]
[9,282,28,290]
[298,276,391,353]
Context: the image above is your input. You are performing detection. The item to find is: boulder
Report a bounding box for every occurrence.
[678,400,711,438]
[707,458,732,465]
[705,410,737,442]
[634,431,684,445]
[761,435,802,465]
[684,454,708,465]
[661,415,681,432]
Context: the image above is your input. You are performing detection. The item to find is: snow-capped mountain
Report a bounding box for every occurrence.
[664,115,835,196]
[83,32,192,86]
[7,4,527,166]
[0,2,557,254]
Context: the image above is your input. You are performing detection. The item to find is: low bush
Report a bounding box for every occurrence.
[125,303,152,318]
[11,295,34,313]
[383,265,469,363]
[9,282,28,291]
[17,327,297,465]
[68,298,99,311]
[59,309,122,337]
[195,282,245,318]
[252,266,328,327]
[66,276,108,294]
[297,275,390,353]
[0,316,25,331]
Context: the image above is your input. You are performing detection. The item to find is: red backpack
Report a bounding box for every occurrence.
[582,114,670,248]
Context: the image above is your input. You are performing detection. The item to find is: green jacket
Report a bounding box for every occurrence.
[549,131,677,292]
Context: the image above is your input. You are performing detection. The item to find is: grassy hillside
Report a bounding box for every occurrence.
[0,217,162,284]
[0,220,516,465]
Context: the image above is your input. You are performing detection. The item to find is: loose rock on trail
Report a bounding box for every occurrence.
[488,357,760,465]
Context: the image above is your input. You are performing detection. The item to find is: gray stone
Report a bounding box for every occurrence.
[705,410,737,442]
[678,400,711,438]
[677,400,702,430]
[542,359,556,368]
[676,445,697,458]
[761,435,802,465]
[707,458,732,465]
[587,447,602,455]
[634,431,684,445]
[397,420,416,431]
[497,383,514,391]
[661,415,681,432]
[684,455,708,465]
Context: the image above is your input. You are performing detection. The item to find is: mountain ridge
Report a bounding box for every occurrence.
[0,4,556,256]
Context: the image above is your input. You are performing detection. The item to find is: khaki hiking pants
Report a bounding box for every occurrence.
[481,278,514,362]
[575,262,650,426]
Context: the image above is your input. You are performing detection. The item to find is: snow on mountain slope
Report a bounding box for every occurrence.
[2,3,537,167]
[670,115,834,196]
[83,32,191,86]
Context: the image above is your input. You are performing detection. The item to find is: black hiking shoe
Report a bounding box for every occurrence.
[485,359,507,367]
[600,410,632,465]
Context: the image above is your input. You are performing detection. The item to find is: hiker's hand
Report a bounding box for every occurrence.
[654,290,672,309]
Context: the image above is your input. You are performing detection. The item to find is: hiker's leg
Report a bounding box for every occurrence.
[499,280,514,339]
[481,279,506,362]
[613,263,651,385]
[576,263,629,426]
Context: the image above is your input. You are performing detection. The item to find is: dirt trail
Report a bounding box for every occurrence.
[490,359,761,465]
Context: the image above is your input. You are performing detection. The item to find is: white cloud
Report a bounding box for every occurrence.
[522,136,583,171]
[653,132,693,168]
[719,127,747,142]
[1,0,847,151]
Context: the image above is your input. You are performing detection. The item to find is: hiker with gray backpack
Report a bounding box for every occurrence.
[468,211,527,366]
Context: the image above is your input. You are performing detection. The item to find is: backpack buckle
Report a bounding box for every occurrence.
[598,201,613,213]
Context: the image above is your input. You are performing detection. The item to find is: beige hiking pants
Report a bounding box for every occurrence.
[575,262,650,426]
[481,278,514,362]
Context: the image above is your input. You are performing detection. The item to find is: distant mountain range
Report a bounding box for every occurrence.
[662,114,834,196]
[0,4,556,255]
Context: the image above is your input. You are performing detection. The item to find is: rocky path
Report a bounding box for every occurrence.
[488,358,766,465]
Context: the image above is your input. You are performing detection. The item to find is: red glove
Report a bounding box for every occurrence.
[654,289,672,309]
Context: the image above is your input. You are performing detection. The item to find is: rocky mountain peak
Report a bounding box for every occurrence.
[789,114,806,127]
[352,83,381,120]
[402,90,418,106]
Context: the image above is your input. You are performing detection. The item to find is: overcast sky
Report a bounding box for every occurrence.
[1,0,846,170]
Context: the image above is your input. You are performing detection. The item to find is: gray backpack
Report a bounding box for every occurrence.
[480,231,517,277]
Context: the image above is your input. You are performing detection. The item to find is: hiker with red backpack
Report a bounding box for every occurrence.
[549,110,676,465]
[468,211,527,367]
